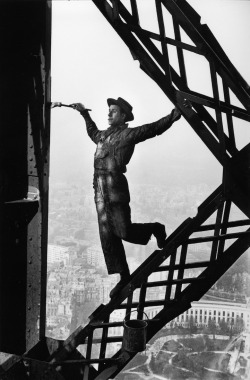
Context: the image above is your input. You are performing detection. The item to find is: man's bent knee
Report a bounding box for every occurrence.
[112,219,131,240]
[113,226,129,240]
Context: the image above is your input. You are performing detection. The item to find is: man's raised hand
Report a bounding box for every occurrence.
[70,103,87,112]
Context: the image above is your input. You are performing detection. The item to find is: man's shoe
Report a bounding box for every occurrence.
[109,271,130,299]
[153,222,167,249]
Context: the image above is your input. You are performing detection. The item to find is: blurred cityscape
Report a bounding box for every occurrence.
[46,180,250,379]
[46,181,211,337]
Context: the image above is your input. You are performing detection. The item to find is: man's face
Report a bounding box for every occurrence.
[108,105,125,127]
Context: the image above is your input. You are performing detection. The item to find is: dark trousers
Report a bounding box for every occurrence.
[94,172,154,275]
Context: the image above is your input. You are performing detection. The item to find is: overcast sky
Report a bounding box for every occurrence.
[50,0,250,189]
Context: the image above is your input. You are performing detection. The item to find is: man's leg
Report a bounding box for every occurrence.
[106,171,167,248]
[96,199,130,298]
[94,174,131,298]
[95,199,129,275]
[110,202,167,249]
[127,222,167,249]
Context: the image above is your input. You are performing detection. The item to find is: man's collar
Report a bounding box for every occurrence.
[107,123,128,131]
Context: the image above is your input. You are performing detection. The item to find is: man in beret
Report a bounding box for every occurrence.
[71,97,183,298]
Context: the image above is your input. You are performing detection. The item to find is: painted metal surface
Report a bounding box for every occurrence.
[0,0,51,357]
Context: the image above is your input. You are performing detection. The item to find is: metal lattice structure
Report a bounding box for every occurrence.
[1,0,250,379]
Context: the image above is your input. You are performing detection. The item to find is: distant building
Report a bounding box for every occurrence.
[48,244,70,265]
[174,300,250,331]
[95,276,118,304]
[147,300,250,332]
[47,299,58,318]
[87,245,106,268]
[72,284,86,303]
[107,300,250,338]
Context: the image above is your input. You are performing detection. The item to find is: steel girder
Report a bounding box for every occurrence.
[0,0,51,363]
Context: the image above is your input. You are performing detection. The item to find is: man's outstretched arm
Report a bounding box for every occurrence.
[70,102,101,144]
[125,100,191,145]
[125,107,180,144]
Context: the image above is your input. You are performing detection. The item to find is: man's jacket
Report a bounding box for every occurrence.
[81,108,181,174]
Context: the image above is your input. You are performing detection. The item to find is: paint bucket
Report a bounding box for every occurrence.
[122,311,148,352]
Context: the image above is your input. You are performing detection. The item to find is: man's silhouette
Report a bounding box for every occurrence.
[71,97,184,297]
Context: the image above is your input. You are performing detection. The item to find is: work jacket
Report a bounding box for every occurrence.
[81,108,181,174]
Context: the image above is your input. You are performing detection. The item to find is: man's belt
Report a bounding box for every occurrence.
[94,167,126,174]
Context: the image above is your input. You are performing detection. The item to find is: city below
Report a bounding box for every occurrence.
[47,181,250,379]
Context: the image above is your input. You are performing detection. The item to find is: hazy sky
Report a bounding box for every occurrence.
[50,0,250,189]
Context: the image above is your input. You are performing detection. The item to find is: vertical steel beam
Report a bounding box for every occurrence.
[130,0,140,25]
[210,61,226,160]
[210,201,224,261]
[155,0,172,84]
[165,249,177,300]
[217,200,231,258]
[175,244,188,298]
[0,0,51,354]
[223,82,236,151]
[173,19,188,87]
